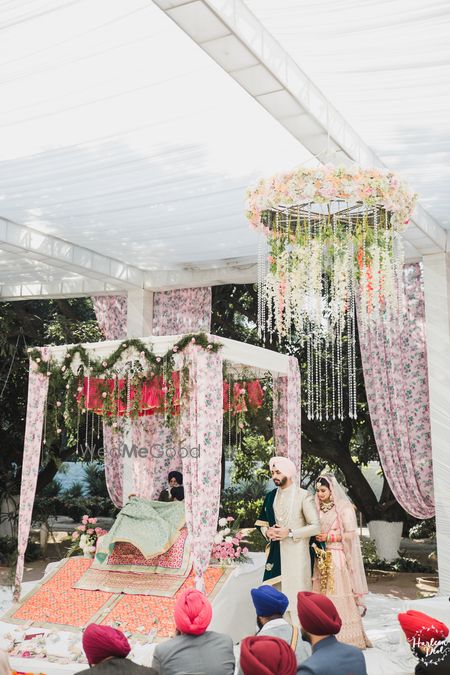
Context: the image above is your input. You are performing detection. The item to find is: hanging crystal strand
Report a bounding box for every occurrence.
[76,397,81,455]
[331,322,336,420]
[307,327,312,420]
[337,315,343,420]
[85,356,91,450]
[325,332,329,420]
[228,373,232,455]
[257,234,267,342]
[347,234,354,418]
[91,411,95,453]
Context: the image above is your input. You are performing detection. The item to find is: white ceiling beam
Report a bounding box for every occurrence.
[0,278,125,301]
[152,0,447,255]
[0,218,145,290]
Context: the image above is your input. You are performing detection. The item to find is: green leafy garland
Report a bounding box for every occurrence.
[28,333,221,448]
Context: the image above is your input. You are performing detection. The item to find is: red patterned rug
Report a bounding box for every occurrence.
[4,558,228,639]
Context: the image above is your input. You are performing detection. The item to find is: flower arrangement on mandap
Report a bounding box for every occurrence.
[67,515,107,558]
[211,516,250,565]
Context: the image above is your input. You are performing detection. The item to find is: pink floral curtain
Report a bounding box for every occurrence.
[14,350,50,599]
[92,289,212,505]
[152,288,212,335]
[92,295,127,341]
[92,295,127,506]
[272,356,302,481]
[180,345,223,590]
[358,263,434,519]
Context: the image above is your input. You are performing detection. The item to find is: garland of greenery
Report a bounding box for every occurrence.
[28,333,221,449]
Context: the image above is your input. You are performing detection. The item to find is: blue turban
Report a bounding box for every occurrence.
[251,585,289,617]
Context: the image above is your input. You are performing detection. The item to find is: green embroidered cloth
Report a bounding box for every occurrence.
[95,496,186,565]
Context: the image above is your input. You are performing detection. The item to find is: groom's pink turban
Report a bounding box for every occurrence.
[269,456,296,479]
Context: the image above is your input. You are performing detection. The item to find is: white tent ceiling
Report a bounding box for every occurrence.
[0,0,448,299]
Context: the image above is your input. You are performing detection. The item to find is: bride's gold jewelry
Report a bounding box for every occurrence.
[319,500,335,513]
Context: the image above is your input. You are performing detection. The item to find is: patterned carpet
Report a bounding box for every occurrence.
[4,558,228,638]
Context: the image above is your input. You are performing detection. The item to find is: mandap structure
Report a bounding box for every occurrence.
[14,331,301,599]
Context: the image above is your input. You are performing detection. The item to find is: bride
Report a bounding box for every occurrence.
[313,474,371,649]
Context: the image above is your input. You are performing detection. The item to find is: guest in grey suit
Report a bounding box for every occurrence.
[78,624,156,674]
[237,585,310,673]
[152,589,235,675]
[297,592,367,675]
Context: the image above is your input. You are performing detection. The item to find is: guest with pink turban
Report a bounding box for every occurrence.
[79,624,156,674]
[255,456,320,624]
[152,589,235,675]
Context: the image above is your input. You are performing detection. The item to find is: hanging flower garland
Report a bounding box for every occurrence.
[27,335,268,455]
[28,333,220,449]
[246,165,417,420]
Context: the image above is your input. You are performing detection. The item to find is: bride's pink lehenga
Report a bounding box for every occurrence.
[313,487,371,649]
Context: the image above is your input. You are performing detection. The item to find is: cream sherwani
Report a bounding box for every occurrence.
[264,484,320,623]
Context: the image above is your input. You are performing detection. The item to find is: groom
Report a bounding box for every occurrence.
[256,456,320,623]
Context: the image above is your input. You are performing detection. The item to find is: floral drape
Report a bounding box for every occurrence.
[180,345,223,590]
[152,288,212,335]
[92,295,127,506]
[92,295,127,341]
[272,356,302,481]
[92,289,213,506]
[358,263,434,519]
[14,351,50,599]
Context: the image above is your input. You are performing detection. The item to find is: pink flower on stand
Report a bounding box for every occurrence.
[78,525,86,532]
[88,517,97,524]
[87,529,94,535]
[82,515,89,525]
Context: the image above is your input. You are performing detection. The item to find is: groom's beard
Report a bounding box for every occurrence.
[274,476,288,487]
[256,617,264,631]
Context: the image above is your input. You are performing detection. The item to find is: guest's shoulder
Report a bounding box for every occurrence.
[206,630,234,646]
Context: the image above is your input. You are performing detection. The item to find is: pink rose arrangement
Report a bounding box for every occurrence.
[211,515,250,565]
[67,515,107,558]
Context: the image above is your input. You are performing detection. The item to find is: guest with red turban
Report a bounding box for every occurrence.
[398,610,450,674]
[78,624,155,674]
[296,592,368,675]
[240,635,297,675]
[152,589,235,675]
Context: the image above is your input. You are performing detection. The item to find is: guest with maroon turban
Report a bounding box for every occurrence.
[398,610,450,674]
[78,624,155,674]
[297,592,368,675]
[240,635,297,675]
[152,589,235,675]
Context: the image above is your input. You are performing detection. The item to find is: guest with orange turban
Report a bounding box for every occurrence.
[240,635,297,675]
[78,624,155,674]
[398,610,450,674]
[296,592,368,675]
[152,589,235,675]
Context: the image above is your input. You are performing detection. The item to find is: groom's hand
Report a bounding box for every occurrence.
[272,525,289,540]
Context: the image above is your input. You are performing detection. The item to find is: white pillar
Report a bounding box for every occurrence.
[126,289,153,338]
[422,253,450,595]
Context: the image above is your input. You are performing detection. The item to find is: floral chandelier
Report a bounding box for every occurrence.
[246,165,416,420]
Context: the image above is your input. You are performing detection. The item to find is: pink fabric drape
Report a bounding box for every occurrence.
[152,288,212,335]
[180,345,223,590]
[92,295,127,341]
[14,351,50,599]
[92,295,127,506]
[272,356,302,481]
[92,289,213,505]
[358,263,434,519]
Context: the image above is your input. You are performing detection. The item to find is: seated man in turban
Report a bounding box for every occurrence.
[256,456,319,624]
[78,624,156,674]
[159,471,183,502]
[240,635,297,675]
[151,589,235,675]
[297,592,367,675]
[236,585,311,672]
[398,610,450,674]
